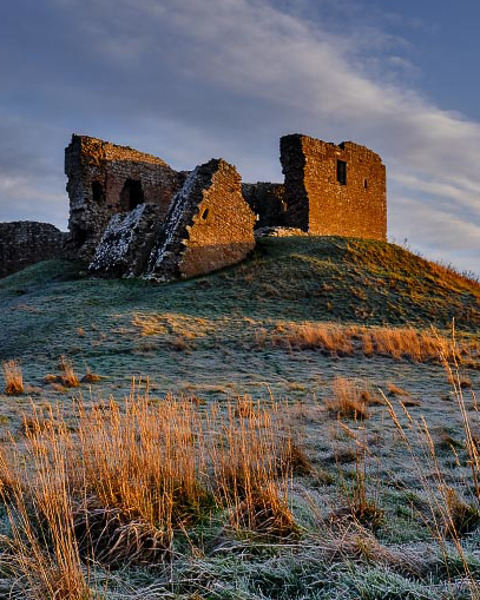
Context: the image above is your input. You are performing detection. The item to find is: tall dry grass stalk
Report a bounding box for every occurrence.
[326,377,382,420]
[0,406,93,600]
[0,386,295,596]
[2,360,24,395]
[384,330,480,596]
[270,322,480,365]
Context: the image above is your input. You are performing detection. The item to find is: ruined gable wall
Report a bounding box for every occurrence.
[180,162,256,278]
[281,134,387,240]
[242,182,286,229]
[65,135,187,258]
[147,159,256,281]
[0,222,67,278]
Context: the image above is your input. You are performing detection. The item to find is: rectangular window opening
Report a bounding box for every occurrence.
[337,160,347,185]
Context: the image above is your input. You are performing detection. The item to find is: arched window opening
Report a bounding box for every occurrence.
[92,181,105,205]
[201,208,209,220]
[364,178,369,190]
[120,179,144,211]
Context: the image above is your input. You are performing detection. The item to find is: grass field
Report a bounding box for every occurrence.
[1,236,480,598]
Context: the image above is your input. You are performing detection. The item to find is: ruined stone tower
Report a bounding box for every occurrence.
[279,134,387,240]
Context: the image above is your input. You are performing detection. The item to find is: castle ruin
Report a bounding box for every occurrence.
[0,133,387,280]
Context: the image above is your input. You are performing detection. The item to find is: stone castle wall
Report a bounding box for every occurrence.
[280,134,387,240]
[0,222,67,279]
[65,135,187,258]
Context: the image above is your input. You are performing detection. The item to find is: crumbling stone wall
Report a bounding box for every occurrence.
[280,134,387,240]
[242,182,286,229]
[65,135,187,259]
[147,159,256,281]
[0,221,67,278]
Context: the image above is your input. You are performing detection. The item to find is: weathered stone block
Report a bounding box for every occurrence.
[88,204,164,278]
[280,134,387,240]
[0,221,67,279]
[146,159,256,281]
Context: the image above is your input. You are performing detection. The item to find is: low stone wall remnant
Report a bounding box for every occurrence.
[0,221,67,279]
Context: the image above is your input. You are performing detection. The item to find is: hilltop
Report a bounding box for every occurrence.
[1,234,479,398]
[1,235,479,357]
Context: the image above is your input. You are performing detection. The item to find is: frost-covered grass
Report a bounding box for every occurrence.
[1,237,480,597]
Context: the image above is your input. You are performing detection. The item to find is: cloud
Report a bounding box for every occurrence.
[389,196,480,273]
[0,0,479,271]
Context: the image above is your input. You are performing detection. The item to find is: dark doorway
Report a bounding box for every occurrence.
[92,181,105,205]
[120,179,145,211]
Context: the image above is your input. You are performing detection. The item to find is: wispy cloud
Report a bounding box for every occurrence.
[1,0,479,271]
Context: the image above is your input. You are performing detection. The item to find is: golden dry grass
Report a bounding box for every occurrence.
[268,322,480,365]
[272,323,354,355]
[326,377,382,420]
[2,360,24,395]
[0,387,296,597]
[59,356,80,387]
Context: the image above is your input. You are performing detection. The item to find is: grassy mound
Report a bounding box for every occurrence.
[1,236,480,361]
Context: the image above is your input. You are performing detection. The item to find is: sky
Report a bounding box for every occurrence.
[1,0,480,273]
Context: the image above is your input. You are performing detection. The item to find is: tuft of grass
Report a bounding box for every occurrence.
[273,322,354,355]
[443,487,480,538]
[59,356,80,387]
[2,360,24,395]
[387,382,409,397]
[0,406,94,600]
[326,377,381,420]
[280,441,313,476]
[81,370,101,384]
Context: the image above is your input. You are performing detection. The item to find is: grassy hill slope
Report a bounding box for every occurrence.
[1,235,479,361]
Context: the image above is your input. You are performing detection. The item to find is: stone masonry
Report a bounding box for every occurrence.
[146,159,256,281]
[0,222,67,279]
[280,134,387,240]
[65,135,188,259]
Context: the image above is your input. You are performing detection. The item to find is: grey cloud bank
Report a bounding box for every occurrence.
[0,0,479,272]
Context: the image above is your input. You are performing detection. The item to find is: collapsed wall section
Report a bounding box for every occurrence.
[0,221,67,279]
[88,204,164,278]
[242,182,286,229]
[65,135,187,259]
[147,159,256,281]
[280,134,387,240]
